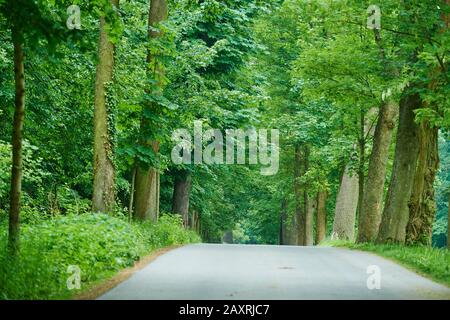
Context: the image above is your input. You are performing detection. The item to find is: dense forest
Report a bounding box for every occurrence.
[0,0,449,299]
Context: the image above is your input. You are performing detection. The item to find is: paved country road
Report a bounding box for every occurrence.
[99,244,450,300]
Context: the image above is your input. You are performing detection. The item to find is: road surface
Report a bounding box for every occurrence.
[99,244,450,300]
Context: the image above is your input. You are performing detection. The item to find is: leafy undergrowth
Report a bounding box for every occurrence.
[0,213,201,300]
[323,240,450,287]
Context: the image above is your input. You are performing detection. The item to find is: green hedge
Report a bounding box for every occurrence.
[0,213,200,300]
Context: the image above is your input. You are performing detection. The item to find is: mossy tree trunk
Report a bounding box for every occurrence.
[357,101,398,242]
[8,25,25,255]
[377,92,421,244]
[92,0,119,214]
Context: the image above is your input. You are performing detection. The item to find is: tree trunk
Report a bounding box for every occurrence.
[406,119,439,246]
[294,145,306,245]
[134,143,160,222]
[172,170,192,227]
[331,165,359,241]
[315,191,327,245]
[8,26,25,255]
[133,0,167,221]
[357,101,398,242]
[92,0,119,214]
[377,92,421,244]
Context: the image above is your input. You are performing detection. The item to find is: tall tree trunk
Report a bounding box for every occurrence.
[357,101,398,242]
[133,0,168,221]
[377,92,421,244]
[172,170,192,227]
[315,191,327,245]
[406,117,439,246]
[294,145,306,245]
[8,26,25,255]
[92,0,119,214]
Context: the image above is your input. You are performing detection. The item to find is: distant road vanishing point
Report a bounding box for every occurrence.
[99,244,450,300]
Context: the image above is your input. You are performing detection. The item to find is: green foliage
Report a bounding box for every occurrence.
[0,212,200,300]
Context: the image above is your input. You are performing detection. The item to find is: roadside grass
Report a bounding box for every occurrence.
[322,239,450,287]
[0,213,201,300]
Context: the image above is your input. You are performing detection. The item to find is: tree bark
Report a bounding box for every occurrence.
[377,92,421,244]
[8,26,25,254]
[172,170,192,227]
[92,0,119,214]
[315,191,327,245]
[406,116,439,246]
[133,0,168,221]
[357,101,398,242]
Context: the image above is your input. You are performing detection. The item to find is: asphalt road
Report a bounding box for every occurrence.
[99,244,450,300]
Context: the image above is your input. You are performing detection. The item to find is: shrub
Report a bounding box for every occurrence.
[0,212,200,300]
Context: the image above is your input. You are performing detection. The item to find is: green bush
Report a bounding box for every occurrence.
[0,212,200,300]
